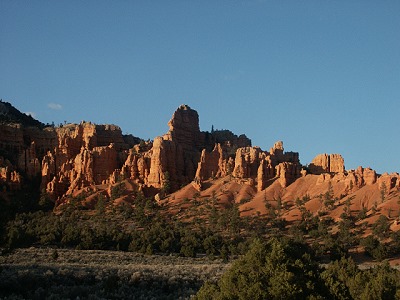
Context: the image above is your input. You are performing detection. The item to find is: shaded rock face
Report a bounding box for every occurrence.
[166,104,201,150]
[17,142,41,179]
[0,122,58,191]
[0,124,57,173]
[0,156,22,191]
[209,130,252,153]
[0,124,25,163]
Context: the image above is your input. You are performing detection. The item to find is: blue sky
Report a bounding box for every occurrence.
[1,1,399,174]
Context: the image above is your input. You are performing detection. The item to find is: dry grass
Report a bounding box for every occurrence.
[0,247,230,299]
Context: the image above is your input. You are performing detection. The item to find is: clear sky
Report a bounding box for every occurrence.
[1,1,399,174]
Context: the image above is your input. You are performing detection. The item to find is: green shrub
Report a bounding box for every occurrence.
[195,238,328,299]
[322,257,400,300]
[361,235,389,261]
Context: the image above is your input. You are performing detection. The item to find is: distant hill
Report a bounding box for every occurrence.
[0,99,45,128]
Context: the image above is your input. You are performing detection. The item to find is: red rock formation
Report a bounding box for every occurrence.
[59,144,118,195]
[0,156,22,191]
[257,156,274,191]
[233,147,261,178]
[165,104,201,149]
[341,166,378,191]
[121,148,150,184]
[67,147,94,193]
[17,142,41,178]
[0,123,25,158]
[143,104,250,190]
[41,151,55,190]
[195,144,224,180]
[255,141,301,189]
[147,137,171,188]
[141,105,204,190]
[317,173,333,185]
[377,172,400,191]
[1,103,254,204]
[270,140,284,157]
[309,153,345,174]
[7,101,400,219]
[363,167,377,185]
[36,122,140,199]
[275,162,300,187]
[330,154,345,173]
[210,130,252,151]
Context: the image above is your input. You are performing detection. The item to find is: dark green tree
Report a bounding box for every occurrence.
[195,238,328,299]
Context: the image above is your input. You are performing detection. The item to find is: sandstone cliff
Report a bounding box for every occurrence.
[309,153,345,174]
[123,104,250,192]
[37,104,252,202]
[1,101,399,222]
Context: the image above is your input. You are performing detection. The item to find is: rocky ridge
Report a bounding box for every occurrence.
[0,102,399,223]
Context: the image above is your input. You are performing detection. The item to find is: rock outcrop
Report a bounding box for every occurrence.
[0,156,22,191]
[194,139,302,190]
[257,156,274,191]
[164,104,201,150]
[195,144,225,180]
[40,104,252,201]
[233,147,261,179]
[45,123,137,198]
[309,153,345,174]
[17,142,41,179]
[275,162,300,187]
[2,101,399,215]
[132,105,251,191]
[193,140,301,190]
[377,172,400,191]
[144,105,202,190]
[0,102,255,202]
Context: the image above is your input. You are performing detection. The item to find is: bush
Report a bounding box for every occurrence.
[373,215,391,238]
[361,235,389,261]
[322,257,400,300]
[196,239,400,300]
[195,238,328,299]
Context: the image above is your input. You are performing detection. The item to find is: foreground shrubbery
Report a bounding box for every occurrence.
[2,206,248,259]
[3,189,400,299]
[3,186,400,263]
[2,207,400,299]
[196,238,328,299]
[195,238,400,300]
[2,240,399,299]
[0,248,228,299]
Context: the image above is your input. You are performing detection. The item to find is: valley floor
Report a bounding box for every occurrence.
[0,247,229,299]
